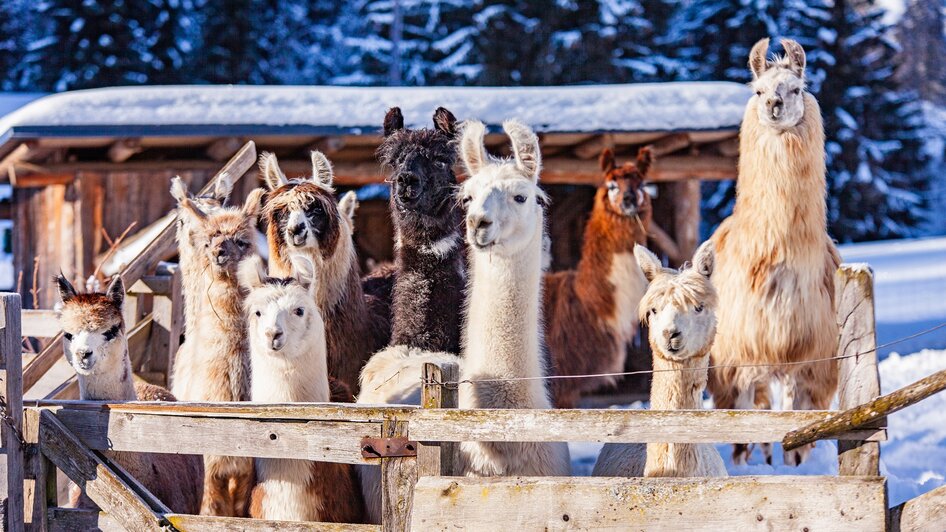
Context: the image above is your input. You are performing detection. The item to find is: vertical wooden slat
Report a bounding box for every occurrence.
[835,265,882,477]
[380,419,415,532]
[1,294,25,531]
[146,266,182,384]
[418,362,459,477]
[672,178,700,262]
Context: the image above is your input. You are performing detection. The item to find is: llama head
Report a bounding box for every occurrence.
[171,176,263,278]
[56,275,126,376]
[238,255,322,358]
[635,241,718,361]
[260,152,349,263]
[748,38,808,130]
[458,119,548,255]
[378,107,461,240]
[599,146,653,218]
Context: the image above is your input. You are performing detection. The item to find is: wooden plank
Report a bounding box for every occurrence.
[145,266,181,378]
[411,476,887,531]
[21,141,257,394]
[47,508,104,532]
[672,179,701,261]
[1,294,25,532]
[205,137,243,162]
[648,133,691,156]
[572,134,614,160]
[21,310,61,338]
[127,276,172,296]
[380,420,414,532]
[165,513,381,531]
[35,401,418,421]
[107,139,142,163]
[11,174,74,188]
[126,314,154,370]
[42,375,78,401]
[54,409,378,464]
[889,484,946,532]
[38,411,164,531]
[418,362,459,477]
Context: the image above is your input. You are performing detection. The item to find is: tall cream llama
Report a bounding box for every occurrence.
[238,256,365,522]
[457,119,571,477]
[56,275,203,513]
[592,242,727,478]
[709,38,840,466]
[170,177,263,516]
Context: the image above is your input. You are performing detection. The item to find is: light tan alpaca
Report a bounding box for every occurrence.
[56,275,203,513]
[592,242,727,478]
[239,256,365,523]
[709,38,840,466]
[170,177,263,516]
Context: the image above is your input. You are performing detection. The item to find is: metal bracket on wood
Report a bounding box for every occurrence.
[361,436,418,459]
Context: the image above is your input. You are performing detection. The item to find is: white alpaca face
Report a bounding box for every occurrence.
[752,68,806,129]
[460,165,542,254]
[645,288,717,362]
[246,287,320,356]
[63,325,122,375]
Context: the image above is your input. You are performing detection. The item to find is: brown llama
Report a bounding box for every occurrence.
[260,152,389,395]
[544,147,653,408]
[170,177,262,516]
[56,275,203,513]
[709,38,840,466]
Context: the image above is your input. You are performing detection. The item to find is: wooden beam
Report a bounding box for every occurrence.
[672,179,701,261]
[106,139,142,163]
[165,514,381,531]
[33,401,418,422]
[205,137,243,162]
[43,375,78,401]
[889,484,946,532]
[380,419,414,532]
[0,142,34,182]
[311,136,346,156]
[411,476,887,531]
[145,266,181,379]
[647,133,691,157]
[127,275,171,296]
[418,362,460,477]
[647,221,684,265]
[572,134,614,160]
[1,294,25,532]
[47,508,105,532]
[10,173,73,189]
[21,310,61,338]
[126,314,154,370]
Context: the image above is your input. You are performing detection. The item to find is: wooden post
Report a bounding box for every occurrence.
[380,419,415,532]
[419,362,459,477]
[22,408,54,532]
[146,266,182,384]
[834,265,881,476]
[672,178,700,262]
[1,293,25,532]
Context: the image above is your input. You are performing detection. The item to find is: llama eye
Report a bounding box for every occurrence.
[756,91,762,96]
[695,304,704,313]
[650,308,657,315]
[461,196,471,206]
[236,240,249,249]
[255,310,261,317]
[103,324,120,341]
[294,308,304,317]
[792,88,801,95]
[514,195,527,204]
[63,332,73,341]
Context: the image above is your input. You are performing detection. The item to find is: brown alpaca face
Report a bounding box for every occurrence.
[56,275,125,375]
[599,147,652,218]
[194,213,257,276]
[264,183,342,260]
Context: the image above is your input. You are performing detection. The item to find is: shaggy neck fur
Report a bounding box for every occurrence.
[77,336,137,402]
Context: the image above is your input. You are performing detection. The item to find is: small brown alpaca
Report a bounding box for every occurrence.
[170,177,263,516]
[544,147,652,408]
[56,275,203,513]
[593,242,727,478]
[260,152,389,395]
[709,38,840,466]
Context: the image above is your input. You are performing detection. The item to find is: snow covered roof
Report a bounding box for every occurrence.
[0,93,46,119]
[0,83,750,144]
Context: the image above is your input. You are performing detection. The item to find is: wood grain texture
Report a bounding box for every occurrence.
[165,513,381,531]
[35,401,417,421]
[47,508,104,532]
[381,420,415,532]
[889,484,946,532]
[418,362,459,477]
[20,310,60,338]
[411,476,887,532]
[2,294,25,532]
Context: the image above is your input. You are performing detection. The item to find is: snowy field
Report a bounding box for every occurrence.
[571,236,946,507]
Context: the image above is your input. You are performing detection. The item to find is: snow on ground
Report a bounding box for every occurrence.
[0,83,750,135]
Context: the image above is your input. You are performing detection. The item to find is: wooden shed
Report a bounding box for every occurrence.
[0,83,748,313]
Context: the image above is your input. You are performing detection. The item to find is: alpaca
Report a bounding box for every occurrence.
[592,242,727,478]
[260,151,389,395]
[708,38,840,466]
[56,275,203,513]
[170,177,262,516]
[238,256,364,523]
[544,147,653,408]
[456,118,570,477]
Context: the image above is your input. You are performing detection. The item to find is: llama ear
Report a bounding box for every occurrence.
[781,38,806,77]
[310,151,335,189]
[259,152,289,190]
[55,274,78,304]
[636,147,653,177]
[633,244,662,283]
[169,176,189,203]
[212,172,234,203]
[383,107,404,137]
[692,240,715,278]
[504,120,541,181]
[433,107,458,137]
[237,255,267,291]
[599,148,615,174]
[105,276,124,308]
[338,191,358,225]
[459,120,488,176]
[289,255,317,294]
[242,188,265,221]
[172,178,208,223]
[749,38,770,80]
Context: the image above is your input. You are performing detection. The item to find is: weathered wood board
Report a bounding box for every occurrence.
[165,513,381,531]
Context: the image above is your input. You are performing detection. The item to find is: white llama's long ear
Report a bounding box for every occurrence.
[633,244,662,283]
[504,119,542,181]
[55,274,78,304]
[749,38,770,80]
[781,38,806,78]
[213,172,234,203]
[459,120,488,176]
[105,275,124,308]
[169,176,189,203]
[692,240,715,278]
[338,191,358,225]
[242,188,265,222]
[171,177,208,222]
[310,151,335,190]
[259,152,289,190]
[237,255,267,291]
[289,255,318,296]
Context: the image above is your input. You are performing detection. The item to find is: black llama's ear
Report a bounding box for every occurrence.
[636,146,653,177]
[633,244,662,283]
[749,38,770,80]
[692,240,715,278]
[383,107,404,137]
[599,148,615,174]
[781,38,806,78]
[55,274,78,303]
[433,107,458,137]
[105,275,125,308]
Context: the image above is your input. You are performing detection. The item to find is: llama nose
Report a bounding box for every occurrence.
[469,216,492,230]
[665,329,682,342]
[289,224,307,246]
[266,327,284,350]
[75,348,92,360]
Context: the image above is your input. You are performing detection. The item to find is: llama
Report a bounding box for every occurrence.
[592,242,727,478]
[238,256,364,523]
[260,151,389,395]
[56,275,203,513]
[709,38,840,466]
[457,118,571,477]
[170,177,262,516]
[544,147,653,408]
